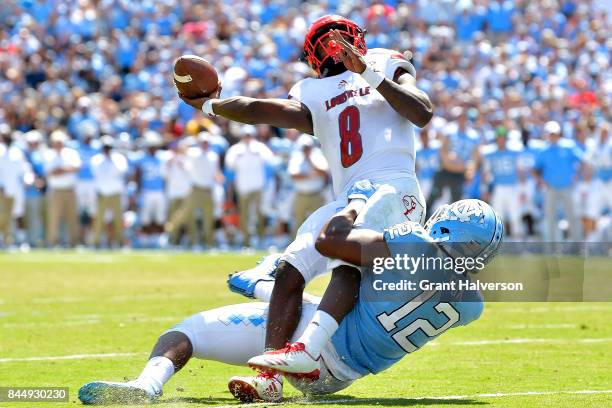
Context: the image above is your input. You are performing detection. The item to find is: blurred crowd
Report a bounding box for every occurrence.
[0,0,610,249]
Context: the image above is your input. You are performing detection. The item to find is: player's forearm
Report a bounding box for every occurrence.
[212,97,313,134]
[376,79,433,128]
[315,201,365,263]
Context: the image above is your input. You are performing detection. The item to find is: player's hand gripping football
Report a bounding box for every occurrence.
[328,29,367,74]
[178,81,222,111]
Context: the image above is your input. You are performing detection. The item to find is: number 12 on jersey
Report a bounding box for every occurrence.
[376,290,460,353]
[338,106,363,168]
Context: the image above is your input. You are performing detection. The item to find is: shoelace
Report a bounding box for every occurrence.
[266,342,299,356]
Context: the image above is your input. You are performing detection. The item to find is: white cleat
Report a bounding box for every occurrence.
[247,342,320,379]
[78,380,160,405]
[228,372,283,403]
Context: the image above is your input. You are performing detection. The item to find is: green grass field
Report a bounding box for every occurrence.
[1,252,611,407]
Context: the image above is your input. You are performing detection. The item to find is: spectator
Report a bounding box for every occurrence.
[225,125,274,247]
[163,138,195,246]
[586,124,611,239]
[288,134,328,237]
[134,131,167,240]
[43,130,82,247]
[0,127,31,246]
[166,132,223,248]
[73,124,100,245]
[533,121,583,241]
[486,0,515,38]
[23,130,46,247]
[427,107,479,217]
[415,129,440,203]
[481,126,524,239]
[91,136,128,247]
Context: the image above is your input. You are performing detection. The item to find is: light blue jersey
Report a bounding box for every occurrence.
[534,139,583,189]
[332,222,483,377]
[75,142,99,181]
[447,127,479,163]
[136,153,165,191]
[483,146,522,185]
[416,146,440,181]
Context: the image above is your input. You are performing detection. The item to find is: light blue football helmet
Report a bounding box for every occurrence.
[425,199,504,267]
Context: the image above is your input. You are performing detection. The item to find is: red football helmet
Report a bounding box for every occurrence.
[303,15,367,76]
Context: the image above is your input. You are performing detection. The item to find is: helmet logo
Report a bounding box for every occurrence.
[447,201,484,223]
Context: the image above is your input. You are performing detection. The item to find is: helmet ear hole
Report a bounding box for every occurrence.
[440,227,450,234]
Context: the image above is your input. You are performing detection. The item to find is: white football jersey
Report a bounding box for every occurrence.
[289,48,418,196]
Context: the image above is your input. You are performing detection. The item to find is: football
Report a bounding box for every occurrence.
[173,55,219,99]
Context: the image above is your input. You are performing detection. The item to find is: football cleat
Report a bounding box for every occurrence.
[247,342,320,379]
[78,380,160,405]
[227,253,281,298]
[228,371,283,403]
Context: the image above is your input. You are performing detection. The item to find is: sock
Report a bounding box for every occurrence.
[134,356,175,395]
[253,281,274,301]
[297,310,339,358]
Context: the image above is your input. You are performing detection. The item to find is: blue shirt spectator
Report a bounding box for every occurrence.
[487,0,515,34]
[416,144,440,181]
[136,151,165,192]
[534,138,583,190]
[484,146,522,185]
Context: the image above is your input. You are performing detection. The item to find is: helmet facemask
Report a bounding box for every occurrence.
[303,19,367,77]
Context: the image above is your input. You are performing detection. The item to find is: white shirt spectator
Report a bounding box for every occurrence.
[0,145,31,197]
[162,152,192,200]
[186,146,220,189]
[44,147,82,190]
[91,151,128,196]
[225,139,274,195]
[288,147,329,194]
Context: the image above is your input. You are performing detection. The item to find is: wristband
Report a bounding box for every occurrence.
[202,99,218,117]
[361,65,385,89]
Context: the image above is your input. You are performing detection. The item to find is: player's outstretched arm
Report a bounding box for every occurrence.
[329,30,433,128]
[180,90,313,134]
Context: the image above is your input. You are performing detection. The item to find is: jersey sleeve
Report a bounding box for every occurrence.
[383,51,416,79]
[288,78,319,114]
[288,79,306,102]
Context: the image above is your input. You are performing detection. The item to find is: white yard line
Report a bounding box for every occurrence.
[216,389,612,407]
[0,352,145,363]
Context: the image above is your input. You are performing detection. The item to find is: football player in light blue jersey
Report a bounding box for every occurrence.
[72,130,100,243]
[134,131,167,237]
[78,194,503,405]
[481,127,524,239]
[415,129,440,200]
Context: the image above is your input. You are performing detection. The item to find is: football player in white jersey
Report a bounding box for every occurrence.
[180,14,433,391]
